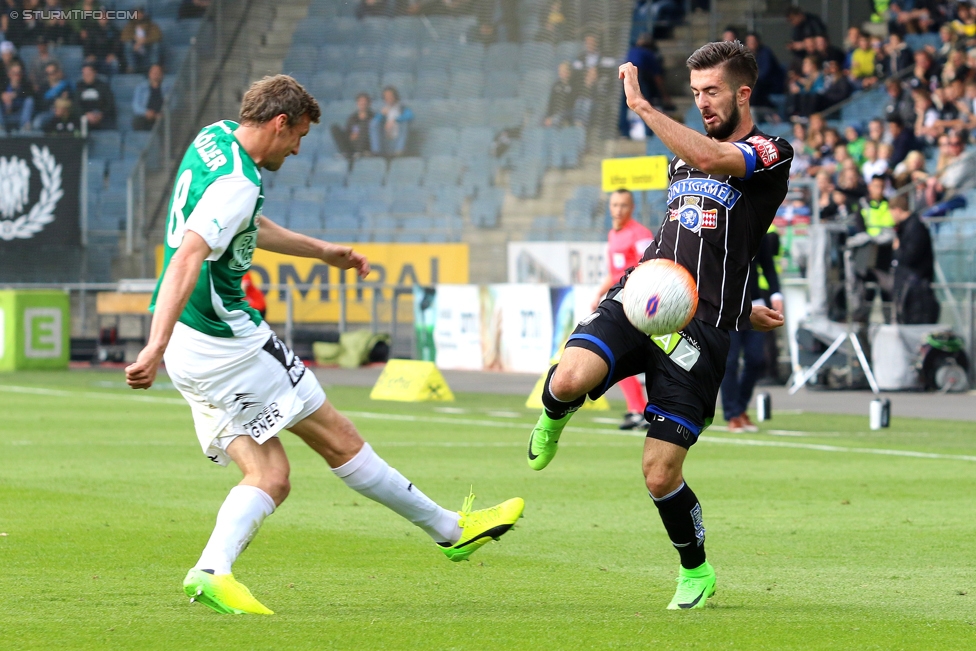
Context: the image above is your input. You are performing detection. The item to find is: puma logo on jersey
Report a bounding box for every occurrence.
[212,218,227,234]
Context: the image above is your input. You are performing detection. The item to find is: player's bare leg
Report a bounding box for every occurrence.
[643,437,715,609]
[528,346,608,470]
[290,401,524,561]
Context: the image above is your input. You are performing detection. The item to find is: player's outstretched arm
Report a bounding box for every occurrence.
[126,231,211,390]
[256,214,370,278]
[619,63,747,177]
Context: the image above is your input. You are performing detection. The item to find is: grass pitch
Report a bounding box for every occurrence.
[1,369,975,650]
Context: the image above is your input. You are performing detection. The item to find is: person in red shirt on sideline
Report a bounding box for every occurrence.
[591,188,655,430]
[241,271,267,319]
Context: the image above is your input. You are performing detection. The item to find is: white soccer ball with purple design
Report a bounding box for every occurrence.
[620,259,699,336]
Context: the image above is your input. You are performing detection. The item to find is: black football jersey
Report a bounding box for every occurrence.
[627,128,793,331]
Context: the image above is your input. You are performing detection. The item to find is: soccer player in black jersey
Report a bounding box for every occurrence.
[526,41,792,610]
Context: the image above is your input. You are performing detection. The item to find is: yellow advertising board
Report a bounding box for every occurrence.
[156,243,469,323]
[601,155,669,192]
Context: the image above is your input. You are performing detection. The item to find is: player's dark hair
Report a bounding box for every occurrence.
[686,40,758,91]
[239,74,321,127]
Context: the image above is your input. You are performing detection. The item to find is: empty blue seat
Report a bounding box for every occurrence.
[424,155,462,185]
[448,71,485,100]
[343,72,380,101]
[387,157,425,185]
[310,157,348,186]
[89,131,122,160]
[488,98,525,128]
[384,44,419,74]
[487,42,520,71]
[420,127,458,157]
[347,157,387,185]
[390,17,425,47]
[289,200,324,232]
[319,45,350,70]
[415,73,449,100]
[519,42,555,71]
[457,126,494,158]
[485,71,518,98]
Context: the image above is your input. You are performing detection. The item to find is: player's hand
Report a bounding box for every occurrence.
[324,244,370,279]
[750,305,784,332]
[126,346,164,390]
[771,296,784,314]
[618,62,645,110]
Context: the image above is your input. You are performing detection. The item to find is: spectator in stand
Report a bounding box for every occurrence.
[838,163,868,200]
[544,60,576,127]
[467,15,499,45]
[331,92,373,163]
[406,0,470,17]
[41,96,79,133]
[42,2,78,46]
[908,49,940,93]
[80,10,124,76]
[861,141,883,183]
[370,85,413,157]
[884,78,916,125]
[940,46,969,85]
[880,31,914,78]
[867,116,885,144]
[786,5,827,67]
[890,0,941,35]
[745,32,785,109]
[121,8,162,74]
[787,54,823,118]
[887,115,919,167]
[0,40,24,87]
[31,59,71,130]
[618,33,673,137]
[573,32,618,92]
[951,2,976,40]
[849,30,880,88]
[535,1,568,43]
[892,149,928,189]
[925,130,968,204]
[913,87,941,144]
[721,26,739,42]
[0,61,34,133]
[845,124,867,164]
[179,0,211,19]
[937,23,956,63]
[75,62,115,130]
[932,77,974,132]
[820,58,853,110]
[890,193,939,324]
[813,34,845,67]
[132,63,165,131]
[27,38,59,89]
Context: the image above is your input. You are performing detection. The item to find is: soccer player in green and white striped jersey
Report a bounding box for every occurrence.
[126,76,524,615]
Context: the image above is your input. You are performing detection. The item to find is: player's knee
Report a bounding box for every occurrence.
[643,463,683,498]
[549,365,591,401]
[262,472,291,505]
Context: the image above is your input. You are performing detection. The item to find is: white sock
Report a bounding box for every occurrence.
[194,484,276,575]
[333,443,461,544]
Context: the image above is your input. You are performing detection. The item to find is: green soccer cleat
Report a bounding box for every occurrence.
[666,561,716,610]
[527,412,571,471]
[183,569,274,615]
[440,493,525,562]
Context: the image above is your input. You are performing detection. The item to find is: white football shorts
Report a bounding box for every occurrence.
[165,321,326,466]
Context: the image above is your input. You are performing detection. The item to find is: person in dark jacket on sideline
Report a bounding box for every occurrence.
[745,32,784,109]
[890,194,939,324]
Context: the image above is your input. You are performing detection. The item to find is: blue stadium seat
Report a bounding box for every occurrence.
[449,44,486,74]
[420,127,459,157]
[360,18,390,45]
[471,188,505,227]
[390,17,425,47]
[323,17,360,44]
[488,98,526,129]
[325,213,360,232]
[311,71,344,100]
[289,200,325,232]
[387,157,425,185]
[451,99,489,127]
[347,157,387,185]
[319,45,351,71]
[390,197,429,215]
[328,199,360,218]
[424,155,463,186]
[110,74,143,104]
[293,187,327,204]
[555,40,582,63]
[486,71,518,98]
[518,69,555,103]
[383,45,420,74]
[457,126,494,158]
[350,45,387,73]
[449,71,485,100]
[58,45,84,81]
[417,45,451,75]
[381,72,416,99]
[461,164,494,198]
[89,131,122,160]
[343,72,381,101]
[487,42,520,72]
[274,158,314,188]
[518,42,555,72]
[310,157,348,186]
[415,72,449,100]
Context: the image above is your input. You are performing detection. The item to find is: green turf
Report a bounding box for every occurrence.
[1,369,975,650]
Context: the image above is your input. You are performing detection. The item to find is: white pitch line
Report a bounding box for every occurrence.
[3,384,975,464]
[0,384,185,405]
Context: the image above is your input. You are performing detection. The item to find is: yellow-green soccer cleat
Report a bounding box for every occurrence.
[440,493,525,562]
[527,412,571,471]
[666,561,716,610]
[183,569,274,615]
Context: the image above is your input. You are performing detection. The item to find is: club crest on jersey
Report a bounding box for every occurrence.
[668,179,741,209]
[674,196,717,233]
[229,230,256,271]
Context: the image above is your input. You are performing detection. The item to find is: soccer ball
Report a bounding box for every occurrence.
[620,259,698,336]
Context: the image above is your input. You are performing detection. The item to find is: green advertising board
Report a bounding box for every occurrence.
[0,290,70,371]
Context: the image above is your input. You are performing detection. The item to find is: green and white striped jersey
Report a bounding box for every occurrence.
[150,120,264,338]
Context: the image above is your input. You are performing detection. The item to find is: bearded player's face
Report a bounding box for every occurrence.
[690,67,741,141]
